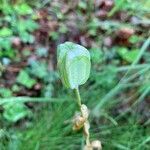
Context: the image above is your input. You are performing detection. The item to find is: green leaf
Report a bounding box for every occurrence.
[0,3,13,15]
[14,3,33,15]
[0,38,11,50]
[17,70,36,88]
[78,1,87,9]
[49,32,59,40]
[3,102,31,122]
[129,35,141,44]
[88,18,99,36]
[17,19,39,32]
[36,47,48,57]
[42,84,54,97]
[117,47,140,63]
[19,32,35,43]
[0,88,12,98]
[12,84,20,92]
[57,42,91,89]
[0,28,12,37]
[90,48,104,63]
[25,20,39,32]
[0,49,15,58]
[28,61,48,79]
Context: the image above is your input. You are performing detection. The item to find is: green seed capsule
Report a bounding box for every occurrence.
[57,42,91,89]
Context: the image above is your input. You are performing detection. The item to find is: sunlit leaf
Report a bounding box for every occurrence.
[57,42,91,89]
[17,70,36,88]
[3,102,31,122]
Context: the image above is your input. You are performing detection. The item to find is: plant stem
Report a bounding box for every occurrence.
[74,87,82,107]
[74,87,91,146]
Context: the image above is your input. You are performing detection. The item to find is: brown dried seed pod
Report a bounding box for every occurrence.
[83,145,93,150]
[72,113,86,130]
[81,104,89,119]
[83,121,90,136]
[91,140,102,150]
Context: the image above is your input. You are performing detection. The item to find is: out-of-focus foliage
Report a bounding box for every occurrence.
[0,1,39,59]
[17,70,36,88]
[3,102,31,122]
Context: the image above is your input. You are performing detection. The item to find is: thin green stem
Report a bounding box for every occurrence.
[74,87,82,107]
[0,97,67,105]
[74,87,90,146]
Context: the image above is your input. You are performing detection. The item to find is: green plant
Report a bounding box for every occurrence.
[3,102,32,123]
[16,70,36,89]
[0,62,5,76]
[57,42,102,150]
[0,1,39,59]
[116,47,140,63]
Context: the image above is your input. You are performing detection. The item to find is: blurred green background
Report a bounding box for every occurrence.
[0,0,150,149]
